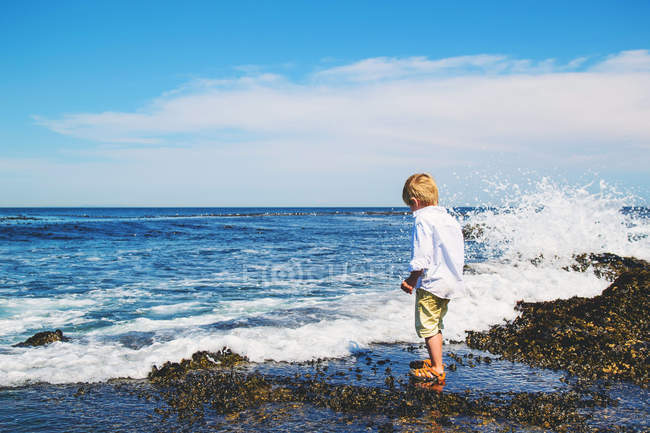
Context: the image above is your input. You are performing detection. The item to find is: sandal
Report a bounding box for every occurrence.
[409,366,446,384]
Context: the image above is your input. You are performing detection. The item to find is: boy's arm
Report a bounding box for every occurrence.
[401,270,423,294]
[402,221,430,294]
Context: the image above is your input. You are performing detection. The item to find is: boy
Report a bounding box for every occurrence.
[400,173,465,384]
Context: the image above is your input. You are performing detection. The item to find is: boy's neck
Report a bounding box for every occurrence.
[410,201,436,212]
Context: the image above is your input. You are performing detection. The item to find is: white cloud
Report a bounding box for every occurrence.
[591,49,650,73]
[34,51,650,156]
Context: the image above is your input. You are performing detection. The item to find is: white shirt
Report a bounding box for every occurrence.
[409,205,465,299]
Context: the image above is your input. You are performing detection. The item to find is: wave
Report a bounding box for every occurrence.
[464,177,649,263]
[0,264,610,387]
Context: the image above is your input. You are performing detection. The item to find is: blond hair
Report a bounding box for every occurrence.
[402,173,439,207]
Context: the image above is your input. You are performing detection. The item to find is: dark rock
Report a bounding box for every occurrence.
[448,352,464,366]
[0,215,40,221]
[146,360,610,431]
[139,345,622,431]
[148,347,247,383]
[13,329,70,347]
[566,253,648,280]
[462,223,485,240]
[466,258,649,386]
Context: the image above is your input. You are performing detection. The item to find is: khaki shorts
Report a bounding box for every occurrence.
[415,288,450,338]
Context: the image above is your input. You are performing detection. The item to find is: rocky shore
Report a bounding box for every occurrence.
[467,254,649,386]
[141,347,618,432]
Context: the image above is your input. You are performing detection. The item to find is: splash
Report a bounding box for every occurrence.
[447,176,649,342]
[466,177,649,264]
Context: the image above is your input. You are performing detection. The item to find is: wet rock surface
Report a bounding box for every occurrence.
[148,348,247,383]
[13,329,70,347]
[566,253,649,280]
[139,347,628,432]
[467,255,649,386]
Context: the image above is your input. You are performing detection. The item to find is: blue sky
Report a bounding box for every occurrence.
[1,1,649,206]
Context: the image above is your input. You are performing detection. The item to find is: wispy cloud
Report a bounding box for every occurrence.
[311,54,510,81]
[311,54,592,82]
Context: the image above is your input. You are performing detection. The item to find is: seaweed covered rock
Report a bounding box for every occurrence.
[149,348,248,383]
[466,265,649,386]
[146,360,611,431]
[13,329,70,347]
[567,253,648,280]
[154,369,277,422]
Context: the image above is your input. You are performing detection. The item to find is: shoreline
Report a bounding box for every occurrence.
[2,342,647,432]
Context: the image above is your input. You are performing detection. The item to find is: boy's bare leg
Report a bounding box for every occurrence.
[425,332,444,375]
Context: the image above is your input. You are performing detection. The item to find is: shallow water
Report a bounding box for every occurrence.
[2,343,647,432]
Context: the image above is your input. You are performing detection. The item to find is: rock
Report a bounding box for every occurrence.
[13,329,70,347]
[148,348,248,383]
[466,259,649,386]
[567,252,648,280]
[461,223,486,240]
[146,354,608,431]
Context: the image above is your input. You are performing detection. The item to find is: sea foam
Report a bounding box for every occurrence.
[467,177,649,262]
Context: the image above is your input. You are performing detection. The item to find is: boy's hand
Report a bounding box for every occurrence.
[401,280,414,294]
[401,270,423,295]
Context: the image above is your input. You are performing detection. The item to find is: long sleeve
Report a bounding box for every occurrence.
[409,222,434,272]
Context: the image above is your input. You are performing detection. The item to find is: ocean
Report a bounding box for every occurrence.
[1,179,648,431]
